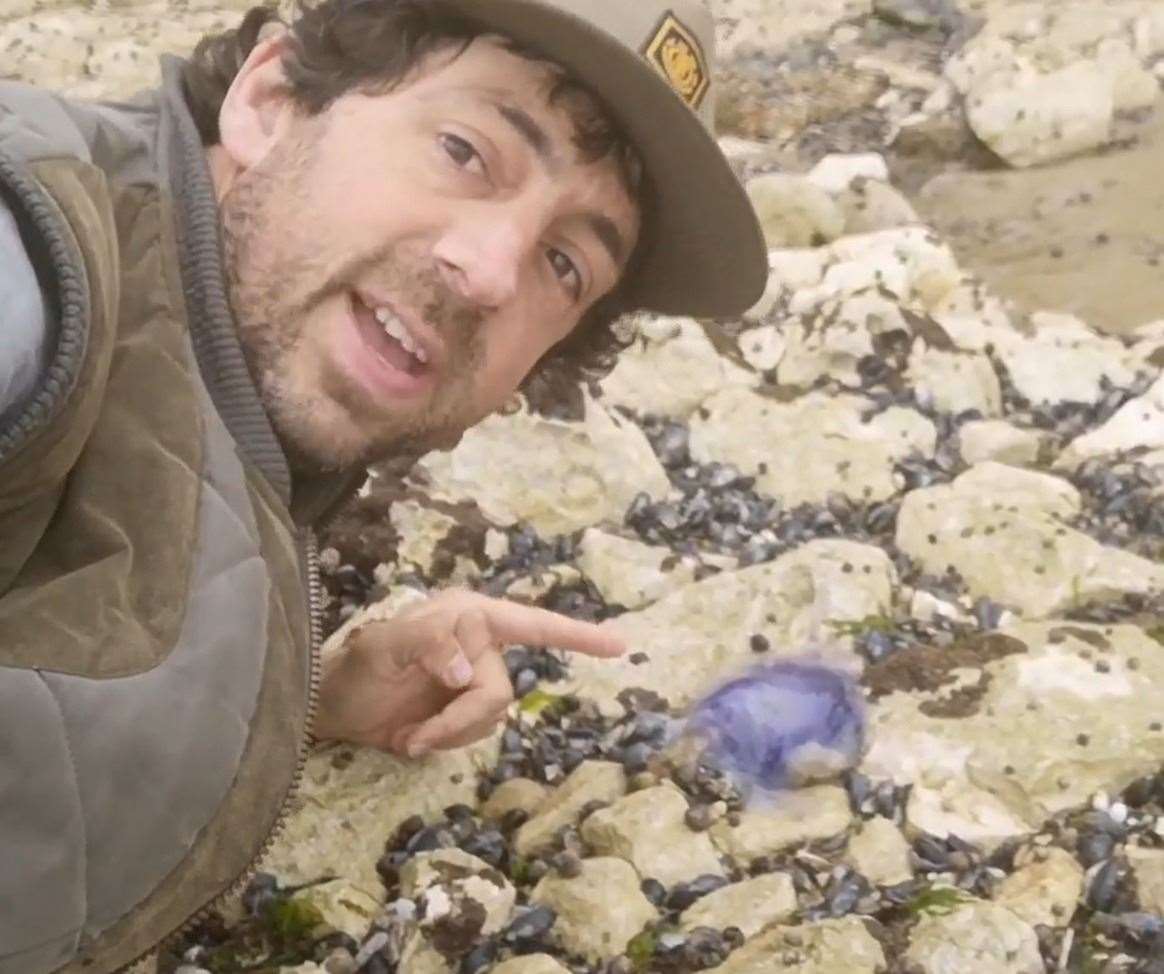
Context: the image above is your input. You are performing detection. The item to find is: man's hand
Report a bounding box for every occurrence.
[312,589,625,757]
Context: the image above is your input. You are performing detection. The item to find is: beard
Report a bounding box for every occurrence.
[218,115,486,475]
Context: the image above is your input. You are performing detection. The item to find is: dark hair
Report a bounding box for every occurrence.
[181,0,648,408]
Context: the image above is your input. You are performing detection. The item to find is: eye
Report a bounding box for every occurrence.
[439,133,486,177]
[547,247,582,300]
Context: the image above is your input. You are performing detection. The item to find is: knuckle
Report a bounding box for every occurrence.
[486,684,514,711]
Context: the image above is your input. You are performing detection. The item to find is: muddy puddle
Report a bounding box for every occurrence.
[909,110,1164,336]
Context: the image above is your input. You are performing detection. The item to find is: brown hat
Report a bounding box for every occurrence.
[443,0,768,317]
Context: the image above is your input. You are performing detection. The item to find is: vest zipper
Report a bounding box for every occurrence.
[113,529,325,972]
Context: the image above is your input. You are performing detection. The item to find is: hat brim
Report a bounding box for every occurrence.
[443,0,768,318]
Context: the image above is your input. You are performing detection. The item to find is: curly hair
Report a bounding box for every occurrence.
[181,0,649,409]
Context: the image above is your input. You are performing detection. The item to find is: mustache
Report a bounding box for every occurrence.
[303,242,485,341]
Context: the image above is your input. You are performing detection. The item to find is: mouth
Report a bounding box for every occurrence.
[342,291,438,399]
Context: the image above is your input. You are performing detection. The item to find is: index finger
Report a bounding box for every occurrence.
[467,595,626,658]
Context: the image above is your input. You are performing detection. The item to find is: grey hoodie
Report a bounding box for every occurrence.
[0,199,50,415]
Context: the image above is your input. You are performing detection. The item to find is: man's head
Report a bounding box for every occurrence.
[187,0,765,473]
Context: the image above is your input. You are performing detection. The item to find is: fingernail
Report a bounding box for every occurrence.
[446,653,473,688]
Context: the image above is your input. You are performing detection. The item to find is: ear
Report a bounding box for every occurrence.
[217,30,296,171]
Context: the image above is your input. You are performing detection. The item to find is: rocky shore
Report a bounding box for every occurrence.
[6,0,1164,971]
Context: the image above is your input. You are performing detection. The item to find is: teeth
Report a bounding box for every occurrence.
[372,305,428,365]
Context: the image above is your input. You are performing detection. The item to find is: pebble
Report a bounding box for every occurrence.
[353,932,390,969]
[323,949,358,974]
[1086,859,1129,912]
[503,904,557,943]
[641,877,667,906]
[458,941,497,974]
[550,850,583,878]
[685,804,716,832]
[241,873,279,917]
[666,874,731,911]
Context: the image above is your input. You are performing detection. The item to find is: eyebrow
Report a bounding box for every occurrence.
[586,214,626,268]
[493,101,628,268]
[496,102,554,165]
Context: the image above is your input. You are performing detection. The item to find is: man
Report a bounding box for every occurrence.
[0,0,765,970]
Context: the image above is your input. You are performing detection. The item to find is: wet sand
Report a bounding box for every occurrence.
[911,110,1164,337]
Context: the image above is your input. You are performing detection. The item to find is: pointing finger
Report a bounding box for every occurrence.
[465,595,626,659]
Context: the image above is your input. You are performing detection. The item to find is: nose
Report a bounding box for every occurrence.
[433,206,536,311]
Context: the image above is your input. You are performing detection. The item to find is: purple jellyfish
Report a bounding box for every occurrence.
[683,658,866,804]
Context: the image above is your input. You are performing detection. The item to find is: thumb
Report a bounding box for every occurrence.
[403,610,486,691]
[349,616,472,690]
[430,607,500,691]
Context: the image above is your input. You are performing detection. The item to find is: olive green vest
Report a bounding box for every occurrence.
[0,57,351,972]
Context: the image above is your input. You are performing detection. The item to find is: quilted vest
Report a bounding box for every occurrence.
[0,56,349,973]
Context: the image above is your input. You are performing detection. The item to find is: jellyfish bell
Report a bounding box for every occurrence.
[676,654,868,810]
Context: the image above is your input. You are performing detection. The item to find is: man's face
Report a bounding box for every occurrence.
[219,37,641,471]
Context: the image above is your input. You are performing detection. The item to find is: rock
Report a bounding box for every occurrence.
[289,880,380,942]
[565,540,891,716]
[489,956,572,974]
[737,324,787,371]
[0,9,233,98]
[709,785,852,866]
[872,0,956,31]
[844,816,914,887]
[854,55,943,93]
[395,847,514,944]
[905,779,1033,852]
[390,501,457,575]
[995,847,1084,927]
[905,900,1043,973]
[398,929,453,974]
[479,778,549,823]
[716,917,885,973]
[958,420,1043,466]
[690,388,935,507]
[964,60,1115,168]
[483,528,509,561]
[908,348,1002,417]
[992,312,1137,408]
[515,761,627,858]
[398,849,516,937]
[716,0,874,61]
[896,462,1164,617]
[417,392,670,537]
[837,179,922,235]
[1055,374,1164,470]
[768,247,830,294]
[529,857,657,963]
[1126,846,1164,915]
[788,227,963,315]
[1134,6,1164,59]
[775,315,874,388]
[806,153,890,194]
[580,784,726,887]
[745,173,846,248]
[1130,318,1164,365]
[263,734,500,895]
[575,529,700,610]
[506,565,583,603]
[863,622,1164,847]
[910,590,971,625]
[599,316,755,420]
[1095,36,1160,113]
[679,872,797,937]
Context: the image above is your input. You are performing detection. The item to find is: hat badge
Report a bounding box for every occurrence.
[643,12,710,110]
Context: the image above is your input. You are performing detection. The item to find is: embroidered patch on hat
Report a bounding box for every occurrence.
[643,12,710,111]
